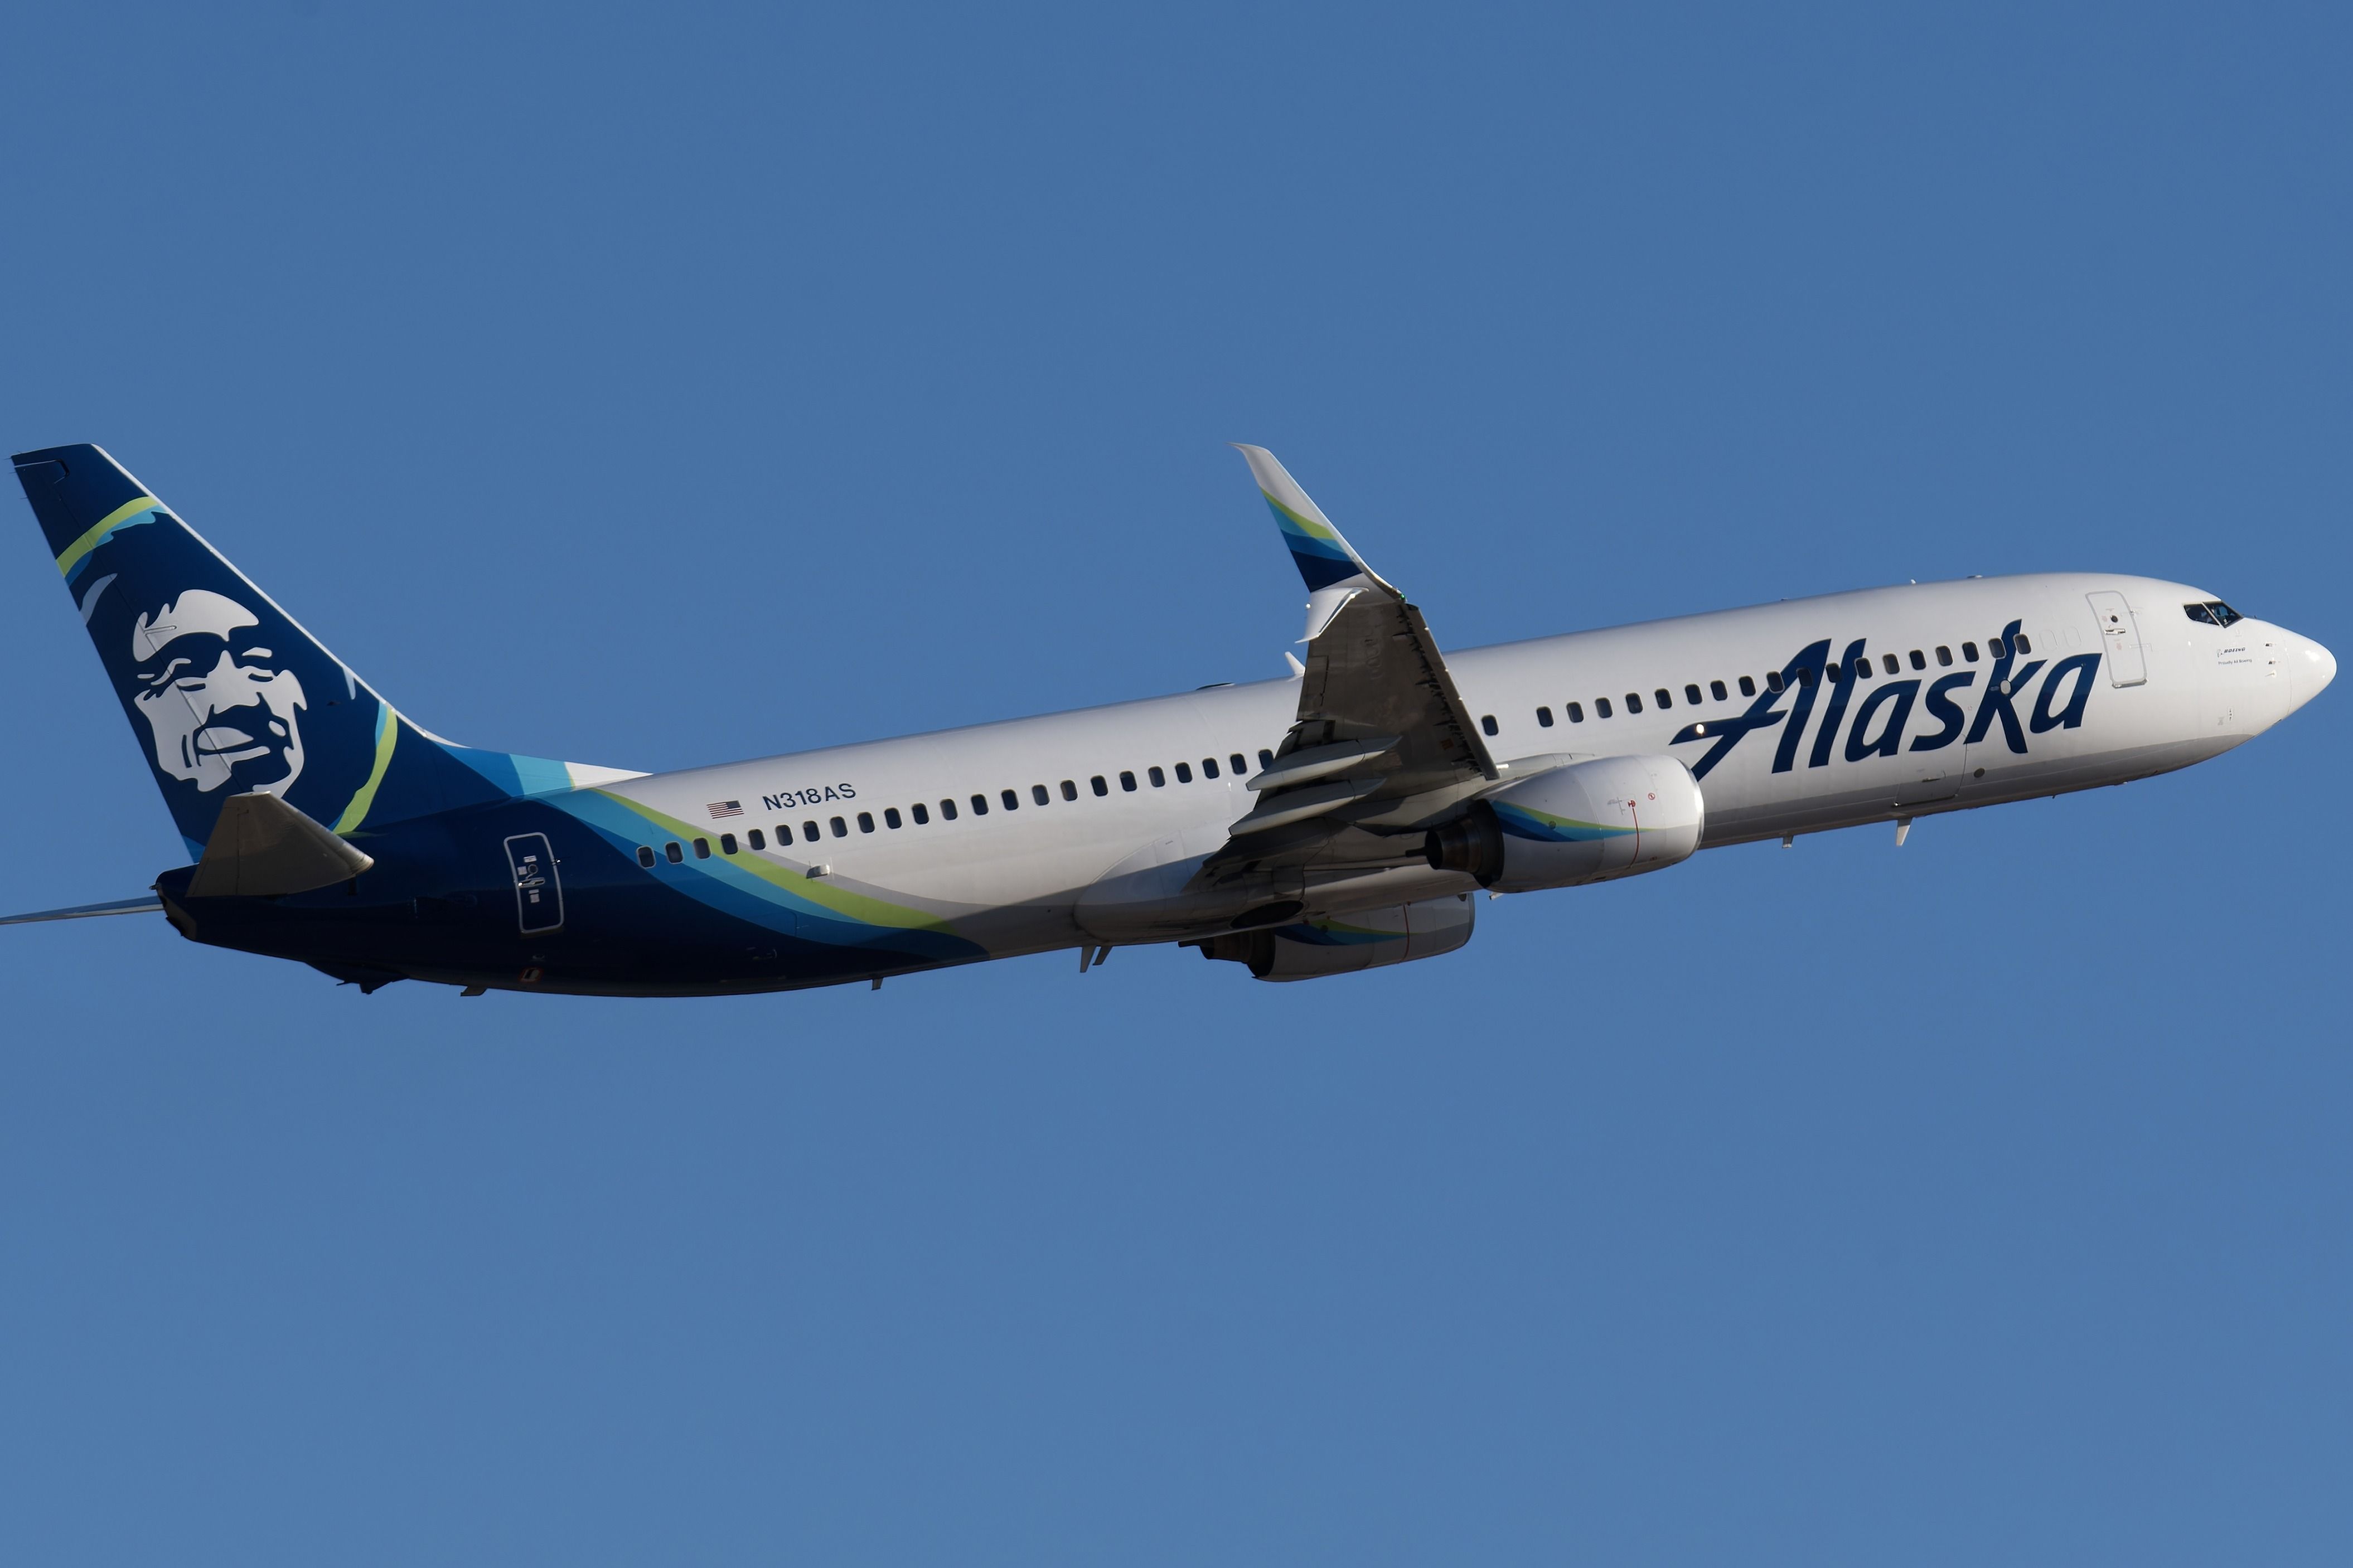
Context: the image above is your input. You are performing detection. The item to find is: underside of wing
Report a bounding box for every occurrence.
[1207,448,1499,882]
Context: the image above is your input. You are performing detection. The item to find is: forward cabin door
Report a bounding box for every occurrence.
[505,833,564,934]
[2086,591,2147,687]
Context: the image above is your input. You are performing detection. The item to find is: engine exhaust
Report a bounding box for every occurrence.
[1424,803,1504,887]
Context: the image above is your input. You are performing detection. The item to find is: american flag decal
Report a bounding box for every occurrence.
[707,800,743,819]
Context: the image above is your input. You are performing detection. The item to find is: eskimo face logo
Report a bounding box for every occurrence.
[128,589,308,796]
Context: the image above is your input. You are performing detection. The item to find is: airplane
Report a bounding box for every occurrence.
[3,441,2335,995]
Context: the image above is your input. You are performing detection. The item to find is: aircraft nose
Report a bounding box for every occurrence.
[2304,635,2336,695]
[2286,631,2336,709]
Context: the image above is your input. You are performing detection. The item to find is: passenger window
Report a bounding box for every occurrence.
[1909,649,1925,670]
[1655,688,1672,708]
[1174,762,1192,783]
[1001,789,1018,810]
[884,808,902,829]
[1120,771,1137,792]
[829,817,847,838]
[694,838,711,858]
[2014,633,2032,654]
[1686,683,1703,705]
[1853,657,1871,680]
[940,798,957,821]
[720,832,739,855]
[1092,775,1109,796]
[1202,758,1219,778]
[1766,671,1784,693]
[1739,675,1756,697]
[1827,661,1843,683]
[858,812,875,833]
[1624,692,1640,712]
[665,841,683,863]
[1988,637,2007,658]
[1963,642,1979,662]
[1796,668,1815,687]
[1034,783,1051,804]
[1148,766,1165,787]
[1566,701,1585,722]
[1597,697,1614,718]
[971,794,989,815]
[1537,706,1553,728]
[803,821,820,842]
[913,803,930,824]
[1882,654,1900,675]
[1231,753,1248,774]
[1062,779,1079,799]
[1480,714,1498,736]
[749,828,766,851]
[1258,749,1274,769]
[637,846,656,868]
[1936,645,1953,666]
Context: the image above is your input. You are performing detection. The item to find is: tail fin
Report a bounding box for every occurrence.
[14,444,638,858]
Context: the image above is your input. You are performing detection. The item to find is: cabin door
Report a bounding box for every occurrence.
[504,833,565,934]
[2086,591,2147,687]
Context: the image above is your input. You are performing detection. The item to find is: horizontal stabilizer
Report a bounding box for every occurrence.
[186,793,374,898]
[0,894,163,926]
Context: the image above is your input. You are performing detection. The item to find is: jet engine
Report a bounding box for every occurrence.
[1189,894,1475,982]
[1424,754,1703,893]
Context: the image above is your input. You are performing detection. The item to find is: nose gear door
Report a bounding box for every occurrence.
[2086,591,2147,687]
[504,833,564,934]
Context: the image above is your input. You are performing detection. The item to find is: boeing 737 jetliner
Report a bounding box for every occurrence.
[4,443,2335,993]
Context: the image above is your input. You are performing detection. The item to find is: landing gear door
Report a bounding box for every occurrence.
[504,833,564,934]
[2086,591,2147,687]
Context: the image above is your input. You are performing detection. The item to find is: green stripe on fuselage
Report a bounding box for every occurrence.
[587,792,964,936]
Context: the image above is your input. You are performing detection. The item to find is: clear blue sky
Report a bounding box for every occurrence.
[3,4,2347,1562]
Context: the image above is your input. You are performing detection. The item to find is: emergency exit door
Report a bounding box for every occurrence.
[2086,591,2147,687]
[504,833,564,934]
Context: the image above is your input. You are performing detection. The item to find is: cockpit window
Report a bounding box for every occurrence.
[2185,600,2244,628]
[2183,602,2217,625]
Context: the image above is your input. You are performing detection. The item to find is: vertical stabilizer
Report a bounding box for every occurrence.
[14,444,638,857]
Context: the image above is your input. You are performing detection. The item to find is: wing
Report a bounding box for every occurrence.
[1211,446,1498,872]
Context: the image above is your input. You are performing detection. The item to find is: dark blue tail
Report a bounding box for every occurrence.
[15,444,626,858]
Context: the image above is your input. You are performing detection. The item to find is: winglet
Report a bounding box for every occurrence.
[1231,445,1393,597]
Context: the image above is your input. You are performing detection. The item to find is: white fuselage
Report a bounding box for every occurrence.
[595,572,2333,962]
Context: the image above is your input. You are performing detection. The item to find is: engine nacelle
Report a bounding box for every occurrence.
[1424,754,1704,893]
[1189,894,1475,982]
